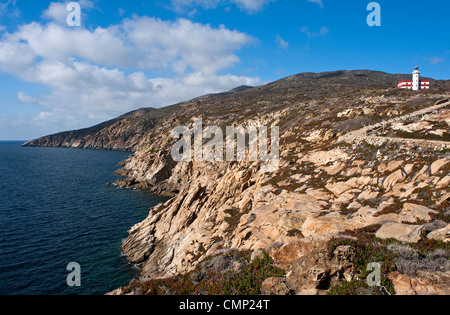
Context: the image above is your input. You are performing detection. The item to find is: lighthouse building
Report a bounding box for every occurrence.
[398,66,430,90]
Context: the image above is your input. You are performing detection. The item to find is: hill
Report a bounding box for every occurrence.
[25,70,450,295]
[23,70,447,151]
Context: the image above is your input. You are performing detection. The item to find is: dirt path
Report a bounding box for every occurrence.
[338,98,450,150]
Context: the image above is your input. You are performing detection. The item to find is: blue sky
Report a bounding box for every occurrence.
[0,0,448,140]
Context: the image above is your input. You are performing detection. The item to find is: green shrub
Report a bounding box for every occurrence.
[121,251,284,295]
[287,229,304,238]
[327,225,396,295]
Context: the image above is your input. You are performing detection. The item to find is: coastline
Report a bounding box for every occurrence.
[20,74,450,295]
[0,143,164,295]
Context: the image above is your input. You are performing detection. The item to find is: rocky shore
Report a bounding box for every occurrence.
[26,71,450,295]
[114,129,449,295]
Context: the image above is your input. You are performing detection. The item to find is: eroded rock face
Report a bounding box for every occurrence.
[271,234,343,270]
[399,203,438,224]
[121,162,266,278]
[119,127,449,292]
[23,71,450,295]
[427,224,450,243]
[388,271,450,295]
[431,157,450,175]
[23,108,157,151]
[284,244,355,294]
[108,89,450,294]
[264,235,357,295]
[375,223,424,243]
[260,277,291,295]
[120,161,334,279]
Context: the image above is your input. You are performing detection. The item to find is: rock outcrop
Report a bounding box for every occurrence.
[25,70,450,295]
[388,271,450,295]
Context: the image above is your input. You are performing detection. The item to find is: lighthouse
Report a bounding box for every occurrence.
[397,66,430,90]
[412,66,420,91]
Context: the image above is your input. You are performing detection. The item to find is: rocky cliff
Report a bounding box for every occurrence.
[27,70,450,295]
[23,108,157,151]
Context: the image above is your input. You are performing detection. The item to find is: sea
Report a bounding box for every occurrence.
[0,141,166,295]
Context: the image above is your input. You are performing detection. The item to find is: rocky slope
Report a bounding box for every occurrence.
[23,108,157,151]
[26,70,450,295]
[22,70,441,151]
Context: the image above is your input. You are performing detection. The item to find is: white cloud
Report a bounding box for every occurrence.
[232,0,273,12]
[17,91,37,104]
[171,0,221,12]
[170,0,273,13]
[0,0,20,20]
[307,0,323,8]
[275,34,289,50]
[301,26,329,38]
[10,22,133,68]
[42,0,95,24]
[42,2,70,24]
[5,17,254,74]
[0,5,260,130]
[0,0,16,15]
[426,56,445,65]
[122,17,255,74]
[21,66,259,130]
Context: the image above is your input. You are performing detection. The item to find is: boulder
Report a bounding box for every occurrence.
[386,160,404,172]
[334,190,360,204]
[412,165,429,182]
[260,277,290,295]
[301,214,357,237]
[403,164,415,175]
[427,224,450,243]
[285,245,355,294]
[305,188,334,202]
[388,271,450,295]
[357,188,380,200]
[347,201,362,212]
[325,182,353,197]
[436,175,450,188]
[375,222,424,243]
[323,162,346,176]
[271,234,345,270]
[430,158,449,175]
[302,149,349,166]
[438,193,450,206]
[383,169,407,190]
[399,203,437,224]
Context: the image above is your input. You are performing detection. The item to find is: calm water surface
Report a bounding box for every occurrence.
[0,142,166,295]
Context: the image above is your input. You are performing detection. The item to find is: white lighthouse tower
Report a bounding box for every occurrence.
[398,66,430,90]
[412,66,420,91]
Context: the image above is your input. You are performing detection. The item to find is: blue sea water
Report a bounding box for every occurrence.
[0,142,166,295]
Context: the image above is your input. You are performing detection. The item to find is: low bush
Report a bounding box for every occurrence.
[122,250,284,295]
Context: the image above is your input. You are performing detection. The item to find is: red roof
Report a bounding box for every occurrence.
[398,80,430,84]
